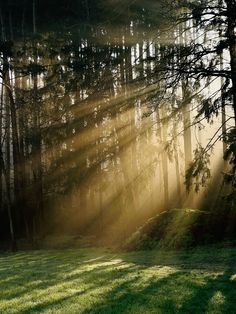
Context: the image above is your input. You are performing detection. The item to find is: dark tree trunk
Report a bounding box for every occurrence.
[0,151,17,251]
[226,0,236,124]
[33,0,36,34]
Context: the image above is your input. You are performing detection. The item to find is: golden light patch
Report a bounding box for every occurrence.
[207,291,225,309]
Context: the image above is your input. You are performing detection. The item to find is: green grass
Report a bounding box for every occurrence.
[1,247,236,313]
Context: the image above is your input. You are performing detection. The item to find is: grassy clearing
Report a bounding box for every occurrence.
[1,247,236,313]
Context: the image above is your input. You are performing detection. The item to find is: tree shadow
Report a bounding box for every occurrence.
[2,249,236,313]
[179,268,236,313]
[0,251,147,313]
[82,271,187,314]
[81,249,236,314]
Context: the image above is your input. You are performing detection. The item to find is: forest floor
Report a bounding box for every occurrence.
[1,247,236,313]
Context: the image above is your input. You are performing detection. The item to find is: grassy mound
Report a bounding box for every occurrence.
[124,208,211,250]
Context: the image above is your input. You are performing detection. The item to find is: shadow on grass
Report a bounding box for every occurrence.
[178,249,236,313]
[0,257,139,301]
[0,250,147,313]
[81,269,236,314]
[179,269,236,313]
[82,249,236,314]
[20,288,89,314]
[1,249,236,313]
[82,271,183,314]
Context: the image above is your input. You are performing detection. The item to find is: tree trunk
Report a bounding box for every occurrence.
[158,108,169,209]
[0,75,3,214]
[33,0,36,34]
[4,71,21,200]
[179,17,193,173]
[0,8,5,40]
[0,151,17,251]
[32,73,44,236]
[226,0,236,124]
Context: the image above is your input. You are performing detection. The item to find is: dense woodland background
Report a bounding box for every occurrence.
[0,0,236,250]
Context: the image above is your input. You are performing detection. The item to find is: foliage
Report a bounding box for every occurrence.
[1,0,236,245]
[185,147,211,192]
[144,0,236,195]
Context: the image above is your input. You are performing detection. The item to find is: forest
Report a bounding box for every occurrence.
[0,0,235,249]
[0,0,236,312]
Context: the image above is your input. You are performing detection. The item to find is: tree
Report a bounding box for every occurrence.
[140,0,236,201]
